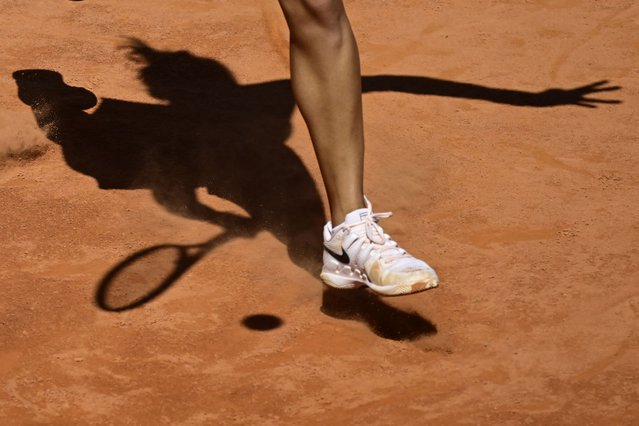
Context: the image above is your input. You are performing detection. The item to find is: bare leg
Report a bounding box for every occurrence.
[278,0,364,225]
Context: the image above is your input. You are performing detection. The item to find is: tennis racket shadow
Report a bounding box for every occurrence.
[95,230,236,312]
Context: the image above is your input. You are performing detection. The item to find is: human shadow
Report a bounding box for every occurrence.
[13,39,620,316]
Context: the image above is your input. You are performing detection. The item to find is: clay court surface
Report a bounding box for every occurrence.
[1,0,638,424]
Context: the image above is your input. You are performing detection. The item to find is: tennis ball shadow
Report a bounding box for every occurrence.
[242,314,284,331]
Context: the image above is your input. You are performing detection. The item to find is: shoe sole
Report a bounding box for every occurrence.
[320,270,439,296]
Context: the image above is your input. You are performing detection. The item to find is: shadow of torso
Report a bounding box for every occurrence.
[15,65,325,273]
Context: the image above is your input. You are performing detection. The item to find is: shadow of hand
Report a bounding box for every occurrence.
[13,69,97,110]
[534,80,621,108]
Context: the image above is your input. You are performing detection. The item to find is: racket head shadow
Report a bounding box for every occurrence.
[95,244,199,312]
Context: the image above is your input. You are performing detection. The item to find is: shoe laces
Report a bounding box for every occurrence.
[337,209,408,265]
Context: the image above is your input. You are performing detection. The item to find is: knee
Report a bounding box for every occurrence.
[279,0,346,41]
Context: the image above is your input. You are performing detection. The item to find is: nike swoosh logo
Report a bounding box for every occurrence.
[324,244,350,264]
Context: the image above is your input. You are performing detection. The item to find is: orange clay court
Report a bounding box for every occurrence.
[1,1,638,424]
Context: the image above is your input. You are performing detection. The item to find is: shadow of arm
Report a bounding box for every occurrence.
[362,75,621,108]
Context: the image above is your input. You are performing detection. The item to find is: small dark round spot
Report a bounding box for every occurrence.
[242,314,283,331]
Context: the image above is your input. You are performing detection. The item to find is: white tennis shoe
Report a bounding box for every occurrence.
[320,197,439,296]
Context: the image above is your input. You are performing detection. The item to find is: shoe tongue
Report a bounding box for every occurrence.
[344,208,370,225]
[340,208,369,236]
[341,203,391,246]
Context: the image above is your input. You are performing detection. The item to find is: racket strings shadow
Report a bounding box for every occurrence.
[96,230,239,312]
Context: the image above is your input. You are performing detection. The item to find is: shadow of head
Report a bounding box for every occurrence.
[121,38,238,105]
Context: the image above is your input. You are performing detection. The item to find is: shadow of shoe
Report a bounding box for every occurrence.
[320,287,437,341]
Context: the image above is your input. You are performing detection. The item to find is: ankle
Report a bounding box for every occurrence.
[330,198,366,226]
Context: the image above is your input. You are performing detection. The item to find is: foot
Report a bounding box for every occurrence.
[320,197,439,296]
